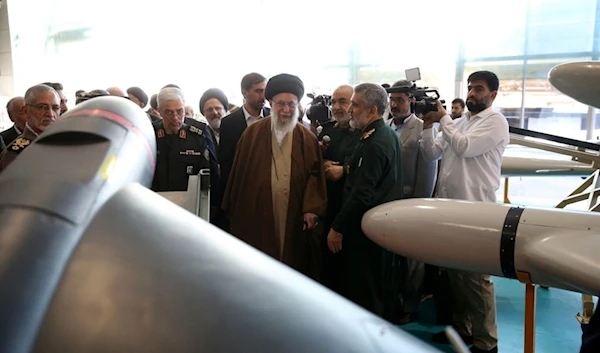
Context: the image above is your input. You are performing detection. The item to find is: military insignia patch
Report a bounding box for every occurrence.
[157,129,165,138]
[189,126,203,135]
[179,130,187,139]
[204,149,210,161]
[361,128,375,140]
[11,137,30,152]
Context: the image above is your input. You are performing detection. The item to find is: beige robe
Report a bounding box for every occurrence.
[271,130,294,259]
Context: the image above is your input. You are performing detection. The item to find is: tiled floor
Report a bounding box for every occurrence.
[402,277,588,352]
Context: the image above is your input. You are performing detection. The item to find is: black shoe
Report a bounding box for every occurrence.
[396,312,417,325]
[470,346,497,353]
[432,330,473,345]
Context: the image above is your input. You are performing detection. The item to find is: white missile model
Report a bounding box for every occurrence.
[501,155,595,177]
[361,198,600,296]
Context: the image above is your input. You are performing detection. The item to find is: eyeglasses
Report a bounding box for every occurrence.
[27,104,61,113]
[274,101,298,109]
[203,106,225,114]
[389,97,409,104]
[162,108,185,117]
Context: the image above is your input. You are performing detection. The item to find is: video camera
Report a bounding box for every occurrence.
[386,68,446,115]
[305,93,332,122]
[76,90,131,105]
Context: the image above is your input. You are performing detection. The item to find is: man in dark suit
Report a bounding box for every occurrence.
[1,97,27,145]
[218,73,271,220]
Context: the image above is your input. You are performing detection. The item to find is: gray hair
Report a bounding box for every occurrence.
[354,83,388,117]
[6,96,23,112]
[157,87,185,108]
[24,84,58,105]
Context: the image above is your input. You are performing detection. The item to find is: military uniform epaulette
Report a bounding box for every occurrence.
[361,128,375,140]
[8,137,31,153]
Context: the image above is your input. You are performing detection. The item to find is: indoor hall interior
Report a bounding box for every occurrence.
[0,0,599,352]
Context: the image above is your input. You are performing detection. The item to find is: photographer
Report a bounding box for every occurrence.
[420,70,508,353]
[317,84,361,293]
[306,94,335,140]
[383,80,437,325]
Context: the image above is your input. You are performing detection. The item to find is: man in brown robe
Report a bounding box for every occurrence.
[222,73,327,280]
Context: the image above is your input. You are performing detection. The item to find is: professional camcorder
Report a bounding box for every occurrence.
[305,93,332,122]
[386,68,446,115]
[76,90,131,105]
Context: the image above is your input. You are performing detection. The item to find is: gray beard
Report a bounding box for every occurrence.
[208,117,221,130]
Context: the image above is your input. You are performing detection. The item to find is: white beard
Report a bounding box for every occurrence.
[208,117,221,131]
[271,108,298,145]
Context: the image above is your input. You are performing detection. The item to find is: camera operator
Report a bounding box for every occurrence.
[319,84,361,293]
[420,71,508,353]
[307,97,335,140]
[383,80,437,325]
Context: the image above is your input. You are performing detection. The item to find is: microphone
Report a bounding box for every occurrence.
[0,96,156,353]
[322,135,331,146]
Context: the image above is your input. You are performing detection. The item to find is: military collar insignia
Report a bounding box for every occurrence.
[157,129,165,138]
[11,137,30,151]
[179,129,187,139]
[180,150,202,156]
[361,128,375,140]
[189,125,203,135]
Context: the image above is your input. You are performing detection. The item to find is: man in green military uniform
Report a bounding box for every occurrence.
[327,83,403,316]
[319,84,361,293]
[0,84,61,173]
[151,86,216,192]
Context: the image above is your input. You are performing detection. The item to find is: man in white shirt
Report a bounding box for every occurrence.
[420,71,509,353]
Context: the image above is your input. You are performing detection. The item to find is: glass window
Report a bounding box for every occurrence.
[462,61,525,125]
[527,0,597,55]
[461,0,528,59]
[522,58,591,139]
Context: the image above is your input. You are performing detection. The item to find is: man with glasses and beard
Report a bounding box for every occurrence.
[420,71,508,353]
[382,80,438,326]
[151,87,217,193]
[0,84,60,172]
[222,73,327,280]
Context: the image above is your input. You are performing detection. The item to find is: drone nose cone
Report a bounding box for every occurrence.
[548,61,600,110]
[361,198,509,275]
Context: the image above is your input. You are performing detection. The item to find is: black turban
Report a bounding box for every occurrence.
[199,88,229,113]
[265,73,304,101]
[126,87,148,106]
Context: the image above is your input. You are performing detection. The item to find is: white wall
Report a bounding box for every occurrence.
[0,0,14,129]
